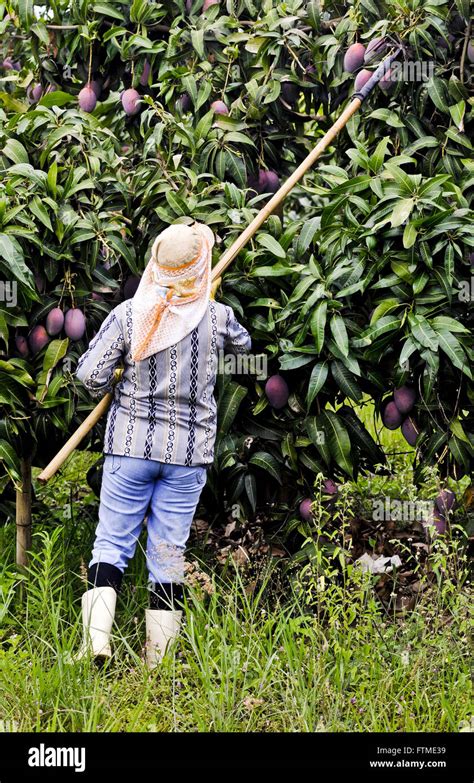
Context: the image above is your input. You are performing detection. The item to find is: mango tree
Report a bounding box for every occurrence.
[0,0,472,566]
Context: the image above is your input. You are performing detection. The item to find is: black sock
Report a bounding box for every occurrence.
[149,582,184,610]
[87,562,123,593]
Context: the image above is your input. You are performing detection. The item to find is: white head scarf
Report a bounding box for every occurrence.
[130,222,215,362]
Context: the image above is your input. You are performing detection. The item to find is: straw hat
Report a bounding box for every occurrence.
[130,222,215,361]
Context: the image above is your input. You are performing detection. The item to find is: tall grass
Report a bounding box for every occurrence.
[0,517,471,733]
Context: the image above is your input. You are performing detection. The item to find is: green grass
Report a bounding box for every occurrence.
[0,514,471,732]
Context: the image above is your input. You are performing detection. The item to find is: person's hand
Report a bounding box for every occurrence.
[210,277,221,300]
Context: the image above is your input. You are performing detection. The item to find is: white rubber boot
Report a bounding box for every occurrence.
[75,586,117,662]
[145,609,182,669]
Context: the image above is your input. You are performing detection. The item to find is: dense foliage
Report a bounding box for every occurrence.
[0,0,472,523]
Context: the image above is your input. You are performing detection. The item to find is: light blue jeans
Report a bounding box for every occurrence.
[89,454,207,584]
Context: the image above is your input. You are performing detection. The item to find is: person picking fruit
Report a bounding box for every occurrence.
[73,222,251,668]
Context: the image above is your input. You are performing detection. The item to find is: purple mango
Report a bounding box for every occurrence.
[265,375,289,409]
[354,68,373,91]
[15,334,29,357]
[299,498,313,521]
[393,386,416,415]
[364,37,388,64]
[435,489,456,514]
[64,308,86,341]
[323,479,338,496]
[343,43,366,73]
[139,60,151,87]
[45,307,65,337]
[383,400,403,430]
[281,81,299,105]
[29,325,50,354]
[211,100,229,115]
[121,88,141,116]
[401,416,419,446]
[78,85,97,112]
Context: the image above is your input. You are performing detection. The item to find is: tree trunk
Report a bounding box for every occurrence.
[16,455,32,570]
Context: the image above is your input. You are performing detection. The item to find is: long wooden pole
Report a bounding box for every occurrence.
[212,96,362,281]
[37,48,401,485]
[37,392,113,483]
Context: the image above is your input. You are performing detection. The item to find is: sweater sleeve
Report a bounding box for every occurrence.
[223,305,252,355]
[75,306,125,398]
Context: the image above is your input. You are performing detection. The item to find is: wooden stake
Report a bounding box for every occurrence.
[16,455,32,568]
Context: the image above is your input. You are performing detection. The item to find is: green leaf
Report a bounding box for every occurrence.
[319,410,353,478]
[248,451,282,484]
[430,316,469,334]
[408,314,439,351]
[403,222,418,248]
[329,313,349,358]
[390,198,414,227]
[449,100,465,130]
[194,110,214,141]
[307,362,328,408]
[47,160,58,198]
[370,299,400,325]
[445,128,472,150]
[107,235,138,275]
[436,331,472,379]
[306,416,331,466]
[191,28,205,60]
[17,0,34,27]
[444,242,454,284]
[224,151,247,189]
[448,436,470,471]
[256,233,286,259]
[399,337,417,369]
[412,271,429,295]
[369,136,391,172]
[0,359,34,387]
[195,79,212,111]
[217,382,248,433]
[353,316,401,346]
[449,419,470,445]
[339,406,386,466]
[2,139,29,165]
[93,3,127,20]
[38,91,75,108]
[42,339,69,375]
[29,196,53,232]
[165,190,188,217]
[244,473,257,512]
[0,439,21,482]
[0,234,35,290]
[250,264,294,278]
[420,430,447,465]
[6,163,47,188]
[279,354,313,370]
[426,76,449,114]
[369,109,405,128]
[310,300,327,354]
[331,361,362,403]
[384,163,415,194]
[182,75,198,106]
[296,217,320,255]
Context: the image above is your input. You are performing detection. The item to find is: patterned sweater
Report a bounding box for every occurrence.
[75,299,251,466]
